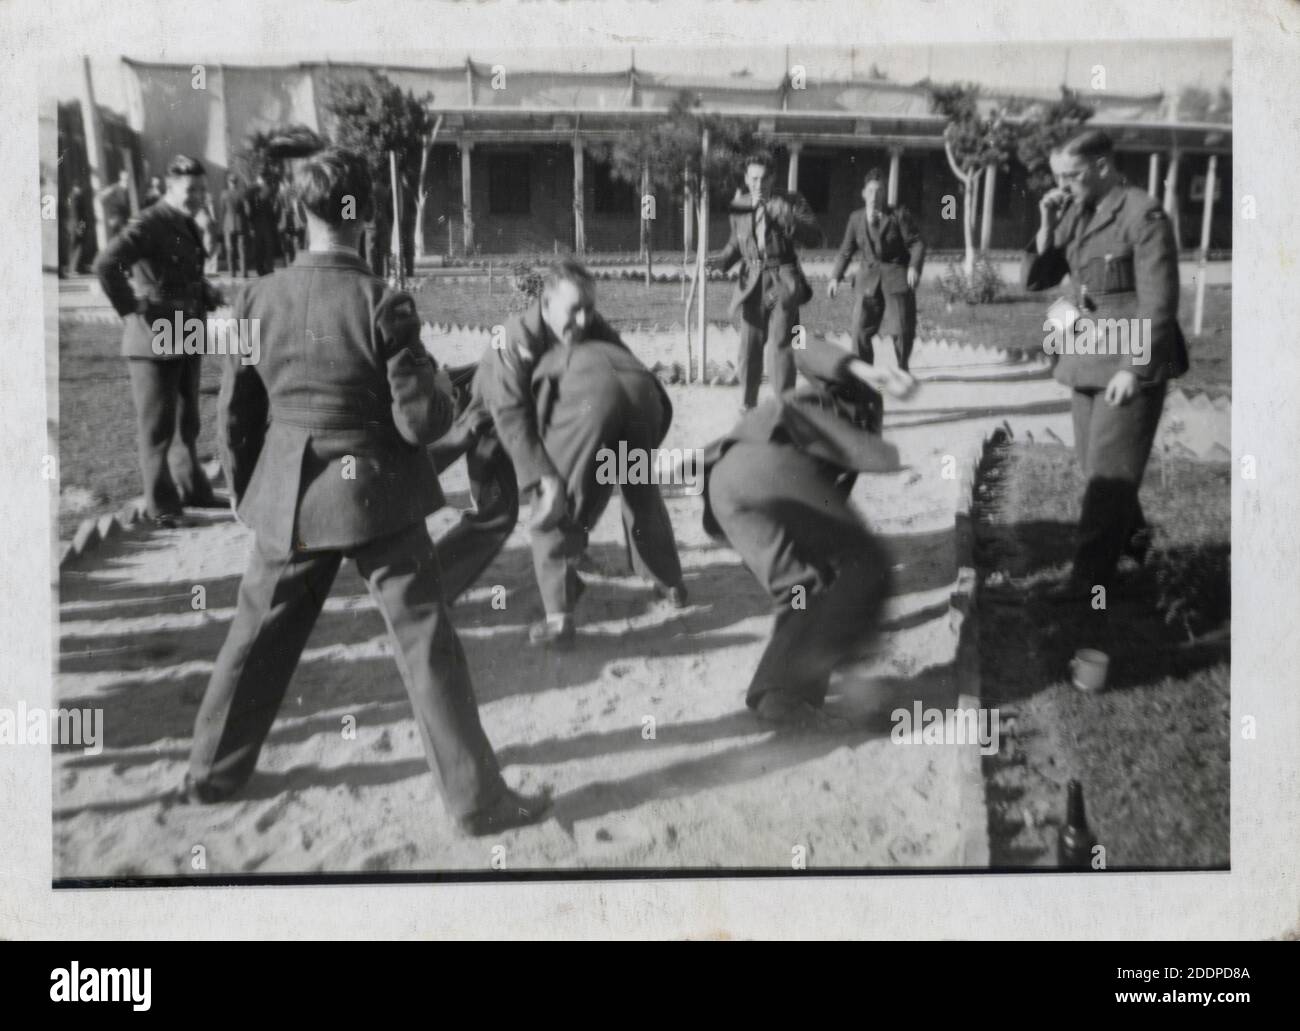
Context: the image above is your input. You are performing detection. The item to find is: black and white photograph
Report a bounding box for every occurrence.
[2,0,1297,941]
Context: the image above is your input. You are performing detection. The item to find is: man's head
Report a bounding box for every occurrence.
[861,168,884,212]
[743,157,774,203]
[540,258,597,346]
[1050,129,1117,207]
[117,169,130,188]
[163,155,207,215]
[295,148,372,234]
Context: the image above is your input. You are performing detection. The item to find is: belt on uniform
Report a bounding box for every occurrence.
[760,258,795,270]
[273,405,391,432]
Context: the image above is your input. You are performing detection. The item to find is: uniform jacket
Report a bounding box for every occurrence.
[702,335,898,540]
[714,190,822,315]
[1021,182,1189,388]
[219,249,452,552]
[98,184,132,232]
[219,187,249,235]
[830,204,925,295]
[474,302,671,493]
[93,200,222,359]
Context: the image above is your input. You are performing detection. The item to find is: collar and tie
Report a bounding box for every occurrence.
[754,202,767,256]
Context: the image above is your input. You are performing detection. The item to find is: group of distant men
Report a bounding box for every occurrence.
[86,126,1186,836]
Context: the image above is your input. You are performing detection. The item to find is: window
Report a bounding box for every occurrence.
[591,158,638,215]
[799,155,834,214]
[488,153,531,215]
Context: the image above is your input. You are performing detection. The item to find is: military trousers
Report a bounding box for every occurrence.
[737,275,799,408]
[706,441,892,709]
[126,354,214,518]
[529,345,684,616]
[1070,381,1167,591]
[188,519,506,819]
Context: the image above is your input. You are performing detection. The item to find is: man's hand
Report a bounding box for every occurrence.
[1039,187,1071,232]
[848,357,917,400]
[432,366,453,400]
[529,475,566,532]
[826,279,840,300]
[1104,369,1138,407]
[906,267,920,290]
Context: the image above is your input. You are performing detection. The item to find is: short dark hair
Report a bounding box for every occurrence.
[863,167,883,185]
[542,257,596,299]
[165,155,206,178]
[744,152,775,174]
[1056,129,1115,161]
[294,148,372,227]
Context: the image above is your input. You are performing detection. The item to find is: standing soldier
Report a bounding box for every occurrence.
[97,169,133,240]
[827,168,926,372]
[63,184,93,275]
[703,337,915,728]
[219,174,250,278]
[475,259,688,648]
[707,155,822,412]
[93,155,222,526]
[182,147,549,835]
[1021,129,1189,621]
[245,171,280,275]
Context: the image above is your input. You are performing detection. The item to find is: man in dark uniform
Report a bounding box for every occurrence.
[245,171,280,275]
[182,147,549,836]
[63,184,93,275]
[427,367,520,606]
[474,259,688,648]
[827,168,926,371]
[218,174,250,278]
[703,337,914,728]
[97,169,133,240]
[1022,129,1189,610]
[707,156,822,411]
[363,178,393,279]
[94,155,222,526]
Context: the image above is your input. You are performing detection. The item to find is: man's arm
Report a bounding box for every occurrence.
[709,218,742,274]
[1129,201,1182,382]
[92,215,151,317]
[829,212,860,285]
[1022,190,1073,291]
[376,291,454,447]
[899,206,926,279]
[479,337,560,494]
[217,290,269,506]
[771,191,823,248]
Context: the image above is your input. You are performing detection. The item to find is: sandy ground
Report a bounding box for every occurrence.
[53,338,1076,878]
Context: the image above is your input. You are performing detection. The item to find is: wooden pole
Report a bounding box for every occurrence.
[696,128,710,383]
[1193,154,1218,336]
[572,134,585,255]
[460,142,474,255]
[389,149,403,288]
[79,57,110,254]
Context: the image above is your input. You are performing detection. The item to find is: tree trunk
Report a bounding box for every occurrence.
[414,115,443,261]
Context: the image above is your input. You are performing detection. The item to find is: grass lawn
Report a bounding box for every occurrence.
[407,274,1232,395]
[974,441,1230,869]
[55,277,1231,538]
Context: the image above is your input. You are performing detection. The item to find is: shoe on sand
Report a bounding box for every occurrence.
[529,614,575,649]
[754,693,850,731]
[458,787,553,837]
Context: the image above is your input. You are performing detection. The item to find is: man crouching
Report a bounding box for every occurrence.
[475,259,689,648]
[181,147,549,837]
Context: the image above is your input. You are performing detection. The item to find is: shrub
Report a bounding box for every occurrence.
[507,262,544,311]
[938,256,1006,305]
